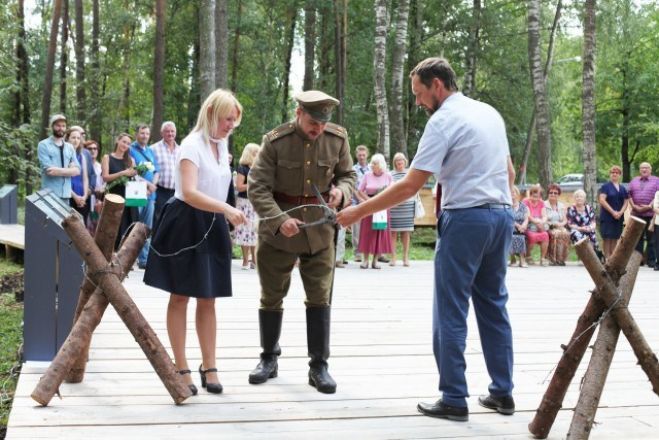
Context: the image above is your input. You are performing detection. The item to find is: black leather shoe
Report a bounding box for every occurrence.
[199,365,223,394]
[308,365,337,394]
[417,399,468,422]
[249,355,278,384]
[478,394,515,415]
[177,369,197,396]
[249,310,283,385]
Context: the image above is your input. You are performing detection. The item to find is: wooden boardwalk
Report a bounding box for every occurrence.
[7,260,659,439]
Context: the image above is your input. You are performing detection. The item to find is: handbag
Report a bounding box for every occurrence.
[414,194,426,219]
[372,210,388,230]
[125,180,148,207]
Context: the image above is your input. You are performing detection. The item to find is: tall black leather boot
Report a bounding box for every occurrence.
[306,306,337,394]
[248,309,283,384]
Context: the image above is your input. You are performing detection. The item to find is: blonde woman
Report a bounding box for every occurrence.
[144,89,247,395]
[234,143,260,269]
[389,152,416,266]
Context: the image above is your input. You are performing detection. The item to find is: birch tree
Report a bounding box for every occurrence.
[390,0,410,156]
[215,0,228,89]
[303,0,316,91]
[527,0,553,189]
[373,0,389,157]
[463,0,481,98]
[199,0,216,100]
[582,0,597,207]
[74,0,86,122]
[40,0,64,140]
[152,0,166,137]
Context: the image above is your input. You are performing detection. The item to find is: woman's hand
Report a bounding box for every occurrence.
[225,206,247,227]
[123,168,138,178]
[336,205,363,227]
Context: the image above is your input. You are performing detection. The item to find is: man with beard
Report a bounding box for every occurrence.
[247,90,356,394]
[37,114,81,201]
[337,57,516,421]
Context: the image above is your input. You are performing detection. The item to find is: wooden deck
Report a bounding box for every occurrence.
[0,224,24,260]
[7,260,659,439]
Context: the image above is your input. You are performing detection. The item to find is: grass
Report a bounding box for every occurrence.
[0,261,23,439]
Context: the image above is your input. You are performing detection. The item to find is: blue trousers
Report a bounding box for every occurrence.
[433,207,514,407]
[138,199,155,265]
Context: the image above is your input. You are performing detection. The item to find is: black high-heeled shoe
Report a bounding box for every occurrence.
[177,369,198,396]
[199,364,223,394]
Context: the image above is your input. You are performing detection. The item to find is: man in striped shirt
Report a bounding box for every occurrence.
[151,121,180,223]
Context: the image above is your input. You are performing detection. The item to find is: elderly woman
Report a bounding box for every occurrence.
[510,186,529,267]
[234,143,260,269]
[523,184,550,266]
[356,153,393,269]
[598,165,629,258]
[567,189,600,254]
[389,152,416,267]
[544,183,570,265]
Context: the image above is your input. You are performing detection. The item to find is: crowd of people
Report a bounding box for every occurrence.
[509,163,659,269]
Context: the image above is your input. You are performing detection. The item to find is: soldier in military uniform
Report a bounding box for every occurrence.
[247,90,356,394]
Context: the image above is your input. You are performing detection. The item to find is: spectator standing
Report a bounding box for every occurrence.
[523,185,550,266]
[70,125,97,197]
[652,190,659,271]
[389,152,416,267]
[628,162,659,268]
[234,143,260,269]
[544,184,570,265]
[356,153,393,269]
[66,127,90,222]
[130,124,160,269]
[84,140,104,234]
[350,145,371,263]
[102,133,139,249]
[37,114,81,201]
[598,165,629,258]
[152,121,181,223]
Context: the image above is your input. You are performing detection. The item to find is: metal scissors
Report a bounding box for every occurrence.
[298,184,336,229]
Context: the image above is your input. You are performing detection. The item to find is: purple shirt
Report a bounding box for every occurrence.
[628,175,659,218]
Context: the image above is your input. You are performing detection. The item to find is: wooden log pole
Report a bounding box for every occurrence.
[528,216,647,438]
[66,193,125,383]
[575,237,659,395]
[60,214,191,404]
[31,224,148,406]
[566,252,642,440]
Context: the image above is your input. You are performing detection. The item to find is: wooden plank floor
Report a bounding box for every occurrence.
[0,223,24,249]
[7,260,659,439]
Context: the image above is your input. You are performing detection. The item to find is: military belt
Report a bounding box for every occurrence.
[273,191,330,206]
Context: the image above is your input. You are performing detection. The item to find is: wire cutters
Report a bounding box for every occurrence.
[298,184,336,229]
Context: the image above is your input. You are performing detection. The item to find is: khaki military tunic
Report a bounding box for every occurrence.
[248,120,356,309]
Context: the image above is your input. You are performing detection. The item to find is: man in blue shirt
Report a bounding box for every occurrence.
[337,58,516,422]
[37,114,81,200]
[130,124,160,269]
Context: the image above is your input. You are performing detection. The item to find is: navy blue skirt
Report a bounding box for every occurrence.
[599,219,624,240]
[143,198,233,298]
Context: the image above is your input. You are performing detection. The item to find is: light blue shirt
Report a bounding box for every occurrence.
[411,93,511,209]
[130,141,160,201]
[37,136,81,199]
[352,162,371,204]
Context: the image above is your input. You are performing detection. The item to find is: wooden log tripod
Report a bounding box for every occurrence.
[31,195,192,406]
[528,216,659,439]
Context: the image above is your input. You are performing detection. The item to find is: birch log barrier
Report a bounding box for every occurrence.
[528,216,647,438]
[566,251,642,439]
[31,224,147,405]
[66,193,124,383]
[574,237,659,394]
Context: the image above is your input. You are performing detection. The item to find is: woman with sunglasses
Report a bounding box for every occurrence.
[598,165,629,258]
[544,184,570,265]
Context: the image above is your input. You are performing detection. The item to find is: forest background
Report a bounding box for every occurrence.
[0,0,657,206]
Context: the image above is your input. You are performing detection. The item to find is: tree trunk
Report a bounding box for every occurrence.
[528,216,647,438]
[215,0,228,88]
[73,0,86,123]
[59,0,69,115]
[89,0,101,144]
[574,237,659,396]
[281,7,298,123]
[318,3,333,91]
[567,251,642,440]
[373,0,389,157]
[152,0,166,137]
[390,0,410,156]
[620,62,631,182]
[229,0,242,93]
[303,0,316,91]
[527,0,553,190]
[199,0,216,100]
[333,0,347,126]
[405,0,422,154]
[518,0,562,185]
[59,215,192,405]
[188,36,201,130]
[39,0,64,140]
[120,23,136,127]
[14,0,31,187]
[66,194,125,383]
[582,0,597,209]
[463,0,481,98]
